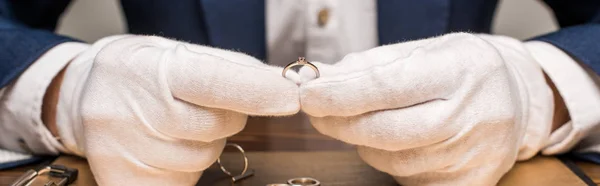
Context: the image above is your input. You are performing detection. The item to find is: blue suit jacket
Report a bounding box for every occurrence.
[1,0,600,167]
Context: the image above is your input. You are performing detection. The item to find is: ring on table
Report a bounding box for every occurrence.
[287,177,321,186]
[282,57,320,78]
[216,143,249,182]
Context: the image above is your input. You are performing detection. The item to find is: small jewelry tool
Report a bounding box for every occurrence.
[11,164,78,186]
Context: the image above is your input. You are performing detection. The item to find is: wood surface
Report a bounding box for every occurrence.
[2,152,591,186]
[228,116,354,151]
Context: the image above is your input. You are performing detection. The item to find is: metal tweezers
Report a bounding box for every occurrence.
[11,164,78,186]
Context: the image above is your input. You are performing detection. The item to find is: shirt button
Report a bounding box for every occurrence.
[317,8,329,27]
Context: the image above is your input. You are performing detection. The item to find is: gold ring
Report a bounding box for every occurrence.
[216,143,249,178]
[282,57,320,78]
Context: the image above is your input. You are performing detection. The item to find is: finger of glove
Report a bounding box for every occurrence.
[88,153,204,186]
[357,143,512,185]
[85,117,227,171]
[360,145,511,185]
[151,100,248,142]
[356,145,451,178]
[355,114,519,184]
[89,155,204,186]
[166,43,300,116]
[337,36,440,66]
[301,46,459,117]
[85,127,226,185]
[309,100,460,151]
[92,35,299,116]
[298,37,438,83]
[300,33,501,117]
[391,169,507,186]
[392,172,505,186]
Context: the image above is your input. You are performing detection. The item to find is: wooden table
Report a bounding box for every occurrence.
[2,152,597,186]
[578,161,600,184]
[1,117,599,185]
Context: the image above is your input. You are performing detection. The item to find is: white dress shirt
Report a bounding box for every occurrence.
[1,0,599,162]
[0,43,89,156]
[267,0,378,66]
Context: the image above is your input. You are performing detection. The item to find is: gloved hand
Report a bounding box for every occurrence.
[299,33,554,185]
[54,35,300,185]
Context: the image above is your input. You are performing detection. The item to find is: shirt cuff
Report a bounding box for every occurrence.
[0,42,90,155]
[525,41,600,155]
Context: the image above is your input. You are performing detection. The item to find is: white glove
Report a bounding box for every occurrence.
[299,33,554,185]
[55,35,300,185]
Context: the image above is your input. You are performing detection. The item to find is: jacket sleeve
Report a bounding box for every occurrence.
[0,0,79,88]
[533,0,600,74]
